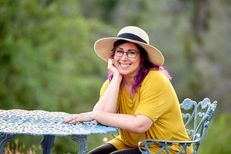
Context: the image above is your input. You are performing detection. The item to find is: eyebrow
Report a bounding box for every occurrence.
[116,47,139,52]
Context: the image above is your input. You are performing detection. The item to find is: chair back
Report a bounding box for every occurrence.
[138,98,217,154]
[181,98,217,151]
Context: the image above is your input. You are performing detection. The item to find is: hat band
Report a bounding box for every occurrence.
[118,33,147,44]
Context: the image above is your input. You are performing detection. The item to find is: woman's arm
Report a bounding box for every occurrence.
[65,111,153,134]
[93,59,122,113]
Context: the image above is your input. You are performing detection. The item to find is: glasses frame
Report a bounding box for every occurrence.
[114,48,140,59]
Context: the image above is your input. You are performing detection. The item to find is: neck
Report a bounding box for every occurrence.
[122,75,135,87]
[123,76,136,99]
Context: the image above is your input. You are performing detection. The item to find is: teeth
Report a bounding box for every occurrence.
[120,64,130,69]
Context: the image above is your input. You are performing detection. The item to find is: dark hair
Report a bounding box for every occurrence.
[108,40,160,93]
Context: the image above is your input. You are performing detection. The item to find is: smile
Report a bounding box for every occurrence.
[119,63,131,69]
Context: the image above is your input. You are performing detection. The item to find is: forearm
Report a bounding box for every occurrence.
[93,111,152,133]
[65,111,153,133]
[93,74,122,112]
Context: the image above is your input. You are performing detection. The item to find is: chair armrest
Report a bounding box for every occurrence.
[138,139,199,154]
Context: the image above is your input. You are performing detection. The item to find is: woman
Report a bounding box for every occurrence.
[65,26,191,154]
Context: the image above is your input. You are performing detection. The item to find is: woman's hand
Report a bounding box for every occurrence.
[107,58,120,77]
[64,112,95,124]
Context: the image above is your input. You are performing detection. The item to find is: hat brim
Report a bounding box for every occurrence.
[94,37,164,66]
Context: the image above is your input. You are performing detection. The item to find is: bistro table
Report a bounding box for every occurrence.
[0,109,118,154]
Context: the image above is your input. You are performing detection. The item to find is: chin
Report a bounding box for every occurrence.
[119,71,130,76]
[119,70,135,76]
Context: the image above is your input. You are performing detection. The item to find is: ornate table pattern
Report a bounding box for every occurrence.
[0,109,117,154]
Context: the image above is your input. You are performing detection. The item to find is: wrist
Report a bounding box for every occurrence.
[113,73,122,81]
[92,111,100,121]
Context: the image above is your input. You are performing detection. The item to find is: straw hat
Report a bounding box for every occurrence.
[94,26,164,66]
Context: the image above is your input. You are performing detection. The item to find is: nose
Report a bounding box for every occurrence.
[121,52,128,60]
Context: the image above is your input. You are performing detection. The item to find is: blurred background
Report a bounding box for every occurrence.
[0,0,230,153]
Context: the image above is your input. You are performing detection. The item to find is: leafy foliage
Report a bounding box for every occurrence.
[0,0,110,111]
[199,113,231,154]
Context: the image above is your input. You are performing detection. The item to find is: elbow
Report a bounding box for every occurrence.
[135,127,149,134]
[131,123,150,134]
[93,103,116,113]
[129,116,153,133]
[93,107,116,113]
[93,105,116,113]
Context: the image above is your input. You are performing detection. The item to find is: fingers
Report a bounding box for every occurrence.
[64,114,79,124]
[107,58,113,69]
[64,112,94,124]
[107,59,120,76]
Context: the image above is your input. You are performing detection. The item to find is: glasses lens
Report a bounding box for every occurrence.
[127,51,138,58]
[115,49,124,57]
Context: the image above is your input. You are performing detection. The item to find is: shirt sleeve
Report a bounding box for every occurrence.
[99,80,109,97]
[134,71,173,122]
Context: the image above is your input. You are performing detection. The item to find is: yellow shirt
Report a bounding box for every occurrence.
[100,70,192,153]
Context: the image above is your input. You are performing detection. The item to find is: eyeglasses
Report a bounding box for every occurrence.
[114,49,139,59]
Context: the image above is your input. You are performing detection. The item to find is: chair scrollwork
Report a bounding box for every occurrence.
[138,98,217,154]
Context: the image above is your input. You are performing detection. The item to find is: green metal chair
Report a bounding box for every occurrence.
[138,98,217,154]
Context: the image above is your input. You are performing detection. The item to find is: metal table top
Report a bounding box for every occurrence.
[0,109,117,136]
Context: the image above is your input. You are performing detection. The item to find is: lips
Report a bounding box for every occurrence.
[119,63,131,69]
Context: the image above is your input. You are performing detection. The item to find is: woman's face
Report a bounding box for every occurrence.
[113,42,141,78]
